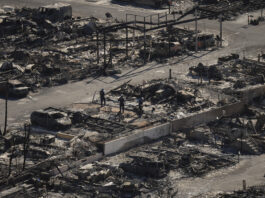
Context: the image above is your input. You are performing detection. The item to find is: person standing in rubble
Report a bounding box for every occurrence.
[216,35,220,47]
[100,89,106,107]
[137,96,143,117]
[118,95,125,113]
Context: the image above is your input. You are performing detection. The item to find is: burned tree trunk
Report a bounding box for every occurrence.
[22,123,31,171]
[8,139,14,177]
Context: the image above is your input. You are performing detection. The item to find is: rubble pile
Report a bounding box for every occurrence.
[198,0,265,21]
[0,127,103,197]
[215,185,265,198]
[32,162,177,197]
[0,3,222,98]
[0,7,103,95]
[69,136,98,159]
[37,135,233,197]
[0,131,238,197]
[0,157,176,197]
[109,79,215,120]
[178,148,236,176]
[189,62,223,81]
[0,130,67,180]
[120,154,169,178]
[185,103,265,155]
[117,135,237,178]
[189,55,265,92]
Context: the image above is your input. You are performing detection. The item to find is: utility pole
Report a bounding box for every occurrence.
[219,14,223,47]
[3,81,8,136]
[8,145,14,177]
[96,31,99,64]
[240,131,243,153]
[166,12,168,27]
[126,14,128,59]
[22,123,31,171]
[168,26,171,57]
[109,37,113,67]
[103,30,106,68]
[247,13,250,25]
[195,8,198,53]
[126,27,128,59]
[168,0,171,14]
[133,15,136,47]
[144,16,146,64]
[150,15,152,29]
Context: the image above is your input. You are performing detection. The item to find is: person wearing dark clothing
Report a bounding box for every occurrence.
[100,89,106,107]
[118,95,125,113]
[137,96,143,117]
[216,35,220,47]
[138,97,143,110]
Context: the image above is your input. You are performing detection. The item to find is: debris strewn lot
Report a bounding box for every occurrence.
[216,185,265,198]
[1,54,265,197]
[0,2,225,98]
[0,1,265,197]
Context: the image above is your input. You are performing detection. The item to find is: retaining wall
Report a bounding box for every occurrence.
[103,122,171,155]
[77,85,265,156]
[171,101,245,131]
[240,84,265,103]
[102,101,246,155]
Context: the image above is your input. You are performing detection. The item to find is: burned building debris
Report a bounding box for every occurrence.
[107,79,220,121]
[119,141,237,178]
[215,185,265,198]
[187,104,265,155]
[189,55,265,97]
[0,0,265,197]
[1,51,265,196]
[198,0,265,21]
[0,2,230,98]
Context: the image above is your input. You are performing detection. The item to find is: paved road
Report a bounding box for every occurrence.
[176,154,265,197]
[0,0,164,19]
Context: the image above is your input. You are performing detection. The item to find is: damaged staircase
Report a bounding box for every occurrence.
[242,138,262,155]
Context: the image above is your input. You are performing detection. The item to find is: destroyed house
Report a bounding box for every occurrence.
[38,3,72,22]
[0,16,21,36]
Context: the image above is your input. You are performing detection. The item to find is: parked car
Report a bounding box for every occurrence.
[218,53,239,64]
[0,80,29,98]
[31,108,72,130]
[37,3,72,22]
